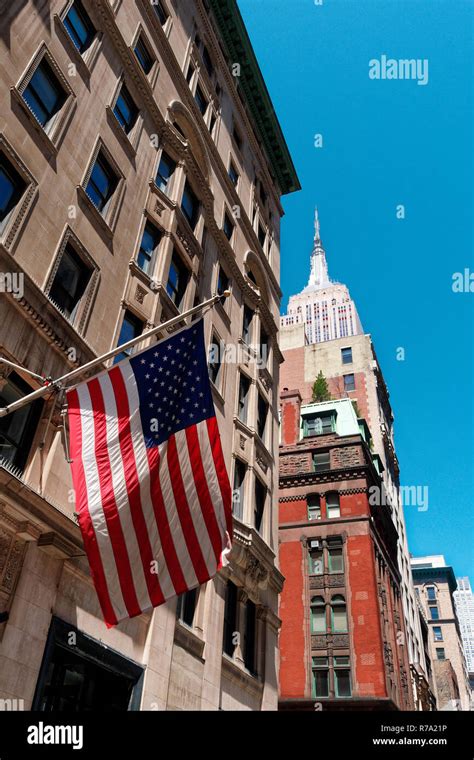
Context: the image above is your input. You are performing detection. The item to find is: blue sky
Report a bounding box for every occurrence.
[239,0,473,578]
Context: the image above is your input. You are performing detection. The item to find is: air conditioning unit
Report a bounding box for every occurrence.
[309,539,321,550]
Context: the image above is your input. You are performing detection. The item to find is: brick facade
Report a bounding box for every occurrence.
[278,393,414,710]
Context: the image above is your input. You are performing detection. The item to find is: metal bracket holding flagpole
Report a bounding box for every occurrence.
[0,291,230,419]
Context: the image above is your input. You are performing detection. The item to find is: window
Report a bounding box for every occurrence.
[22,58,67,130]
[223,581,238,657]
[202,45,213,77]
[152,0,168,26]
[155,151,176,195]
[334,656,352,697]
[309,547,323,575]
[176,588,197,627]
[254,478,265,533]
[0,154,26,230]
[304,413,334,436]
[217,266,229,296]
[307,494,321,521]
[328,546,344,574]
[326,492,341,519]
[136,222,161,275]
[312,657,329,698]
[48,244,91,319]
[232,459,246,520]
[433,626,443,642]
[113,83,138,134]
[343,373,355,392]
[341,347,352,365]
[186,62,195,85]
[426,586,437,601]
[243,600,257,674]
[0,372,43,471]
[181,181,200,230]
[331,595,348,632]
[223,212,234,242]
[257,394,268,441]
[313,451,330,473]
[232,123,243,152]
[237,374,250,424]
[429,605,440,621]
[260,328,269,367]
[33,618,143,711]
[166,251,189,309]
[311,597,326,633]
[85,151,119,214]
[194,84,208,116]
[228,161,239,187]
[436,647,446,661]
[113,310,143,364]
[63,0,95,53]
[257,222,266,248]
[134,36,153,75]
[208,334,222,388]
[242,305,253,344]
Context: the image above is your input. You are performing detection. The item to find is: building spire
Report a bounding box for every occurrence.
[314,206,320,243]
[308,207,329,288]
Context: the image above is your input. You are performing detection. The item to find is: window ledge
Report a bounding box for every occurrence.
[10,86,60,156]
[127,44,160,91]
[53,15,102,82]
[174,620,205,661]
[76,185,114,240]
[221,653,262,693]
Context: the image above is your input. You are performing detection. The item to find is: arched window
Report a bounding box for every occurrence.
[310,596,326,633]
[326,492,340,519]
[331,595,348,633]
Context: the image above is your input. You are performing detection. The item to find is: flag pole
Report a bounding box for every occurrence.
[0,291,230,419]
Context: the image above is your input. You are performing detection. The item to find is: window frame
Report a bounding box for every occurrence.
[313,451,330,473]
[62,0,96,54]
[155,149,177,198]
[341,347,353,365]
[79,139,125,234]
[343,373,356,392]
[113,309,144,364]
[166,249,190,310]
[0,138,38,252]
[45,226,100,334]
[136,219,162,276]
[326,492,341,519]
[0,372,44,472]
[13,44,76,151]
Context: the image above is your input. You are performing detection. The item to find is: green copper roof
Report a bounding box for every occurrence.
[208,0,301,195]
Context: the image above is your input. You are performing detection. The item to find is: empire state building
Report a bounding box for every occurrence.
[280,209,363,344]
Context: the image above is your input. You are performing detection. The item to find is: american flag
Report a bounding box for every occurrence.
[66,319,232,627]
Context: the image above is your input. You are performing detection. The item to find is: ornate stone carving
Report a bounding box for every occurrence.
[135,284,147,305]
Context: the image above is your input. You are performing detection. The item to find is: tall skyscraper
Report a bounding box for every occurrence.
[279,213,433,709]
[0,0,299,711]
[280,209,363,344]
[454,577,474,676]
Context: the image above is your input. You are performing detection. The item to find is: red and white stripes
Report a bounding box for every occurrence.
[67,359,232,627]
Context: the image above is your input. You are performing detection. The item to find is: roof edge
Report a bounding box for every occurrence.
[208,0,301,195]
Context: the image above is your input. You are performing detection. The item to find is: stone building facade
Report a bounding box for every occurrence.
[0,0,299,710]
[278,394,414,710]
[411,556,472,711]
[279,218,432,708]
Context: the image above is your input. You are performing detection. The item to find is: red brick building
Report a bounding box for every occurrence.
[278,392,414,710]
